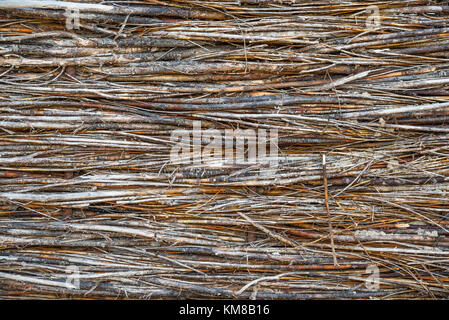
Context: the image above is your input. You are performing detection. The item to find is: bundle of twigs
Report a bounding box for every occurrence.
[0,0,448,299]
